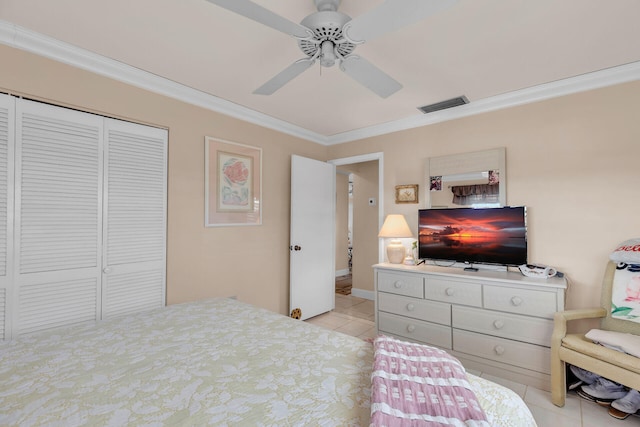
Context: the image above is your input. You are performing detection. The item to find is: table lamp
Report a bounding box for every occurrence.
[378,214,413,264]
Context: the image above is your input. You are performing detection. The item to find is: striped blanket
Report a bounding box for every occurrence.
[371,335,490,427]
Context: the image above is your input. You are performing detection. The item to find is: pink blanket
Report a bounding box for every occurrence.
[371,335,490,426]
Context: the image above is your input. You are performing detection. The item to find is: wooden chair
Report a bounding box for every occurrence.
[551,261,640,407]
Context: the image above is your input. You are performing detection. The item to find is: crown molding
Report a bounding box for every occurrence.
[327,60,640,145]
[0,20,329,145]
[1,20,639,146]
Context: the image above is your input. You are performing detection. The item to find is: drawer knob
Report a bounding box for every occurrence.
[494,345,505,355]
[445,288,455,296]
[407,324,416,333]
[394,280,404,289]
[510,296,523,306]
[493,320,504,329]
[406,303,415,311]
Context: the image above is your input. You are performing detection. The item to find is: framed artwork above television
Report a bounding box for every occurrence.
[424,148,506,209]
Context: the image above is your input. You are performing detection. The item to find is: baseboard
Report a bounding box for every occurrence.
[335,269,350,277]
[351,288,374,301]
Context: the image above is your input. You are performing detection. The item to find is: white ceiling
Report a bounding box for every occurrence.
[1,0,640,144]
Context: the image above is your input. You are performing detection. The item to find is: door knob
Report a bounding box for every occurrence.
[103,267,112,274]
[289,245,302,251]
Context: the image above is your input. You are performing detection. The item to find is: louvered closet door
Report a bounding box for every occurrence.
[0,94,15,339]
[102,119,167,318]
[14,100,103,335]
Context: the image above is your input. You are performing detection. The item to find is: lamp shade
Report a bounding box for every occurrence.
[379,214,413,264]
[378,214,413,238]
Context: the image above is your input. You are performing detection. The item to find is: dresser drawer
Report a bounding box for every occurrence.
[424,277,481,307]
[378,312,452,349]
[483,285,557,318]
[377,271,424,298]
[378,292,451,325]
[453,329,550,374]
[452,305,553,346]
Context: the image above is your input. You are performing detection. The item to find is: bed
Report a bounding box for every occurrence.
[0,298,536,426]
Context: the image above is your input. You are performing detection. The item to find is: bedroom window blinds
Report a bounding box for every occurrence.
[0,94,167,339]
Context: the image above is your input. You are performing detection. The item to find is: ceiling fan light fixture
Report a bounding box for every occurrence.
[417,96,469,114]
[320,40,336,67]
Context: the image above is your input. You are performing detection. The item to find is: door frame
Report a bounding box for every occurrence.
[328,152,385,289]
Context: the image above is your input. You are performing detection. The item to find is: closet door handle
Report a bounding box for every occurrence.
[103,267,112,274]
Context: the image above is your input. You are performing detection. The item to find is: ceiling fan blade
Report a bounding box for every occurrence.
[206,0,310,38]
[254,58,316,95]
[340,55,402,98]
[344,0,457,42]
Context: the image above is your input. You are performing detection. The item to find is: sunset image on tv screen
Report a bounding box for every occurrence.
[418,207,527,266]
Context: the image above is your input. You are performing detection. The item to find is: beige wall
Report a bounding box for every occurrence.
[3,43,640,325]
[328,81,640,328]
[0,44,327,315]
[335,172,350,273]
[350,161,379,293]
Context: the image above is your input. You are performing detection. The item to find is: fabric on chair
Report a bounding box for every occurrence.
[551,260,640,407]
[601,268,640,333]
[561,334,640,374]
[585,329,640,357]
[610,265,640,323]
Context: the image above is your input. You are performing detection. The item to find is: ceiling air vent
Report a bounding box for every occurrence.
[418,96,469,114]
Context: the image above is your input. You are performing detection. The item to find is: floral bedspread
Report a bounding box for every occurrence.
[0,298,372,426]
[0,297,536,426]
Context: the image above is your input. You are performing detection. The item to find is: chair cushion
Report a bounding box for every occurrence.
[562,334,640,375]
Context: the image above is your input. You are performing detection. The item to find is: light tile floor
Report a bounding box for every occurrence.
[305,293,640,427]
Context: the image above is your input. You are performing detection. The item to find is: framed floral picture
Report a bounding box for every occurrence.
[395,184,419,204]
[205,137,262,226]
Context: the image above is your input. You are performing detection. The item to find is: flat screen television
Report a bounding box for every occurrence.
[418,206,527,267]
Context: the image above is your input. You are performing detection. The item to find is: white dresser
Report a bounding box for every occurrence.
[374,263,567,391]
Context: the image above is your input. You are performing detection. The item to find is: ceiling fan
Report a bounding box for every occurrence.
[206,0,457,98]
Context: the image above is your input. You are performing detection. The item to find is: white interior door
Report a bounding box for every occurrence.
[290,155,335,321]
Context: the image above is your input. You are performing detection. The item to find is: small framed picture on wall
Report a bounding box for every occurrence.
[395,184,419,204]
